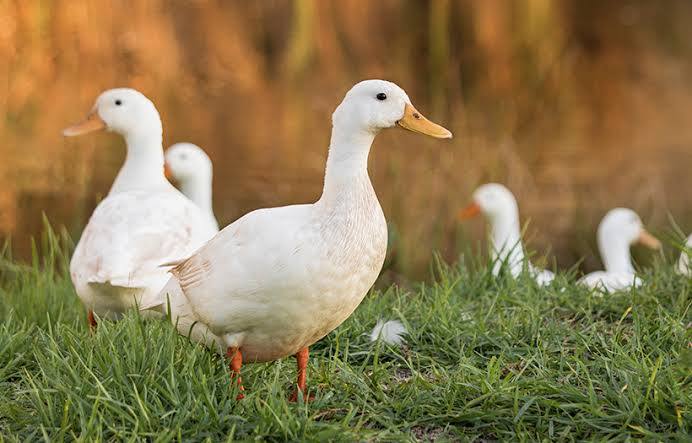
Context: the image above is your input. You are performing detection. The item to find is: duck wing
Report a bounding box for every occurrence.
[71,191,216,290]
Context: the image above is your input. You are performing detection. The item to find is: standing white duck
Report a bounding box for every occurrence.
[579,208,661,292]
[164,143,219,231]
[141,80,452,400]
[458,183,555,285]
[63,89,218,329]
[677,234,691,275]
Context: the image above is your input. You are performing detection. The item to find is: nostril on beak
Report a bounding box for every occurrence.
[413,113,421,119]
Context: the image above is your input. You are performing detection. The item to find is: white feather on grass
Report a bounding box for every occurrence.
[369,319,407,346]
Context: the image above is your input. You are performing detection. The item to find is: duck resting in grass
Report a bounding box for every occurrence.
[459,183,555,286]
[63,89,218,330]
[164,142,219,231]
[579,208,661,293]
[140,80,452,401]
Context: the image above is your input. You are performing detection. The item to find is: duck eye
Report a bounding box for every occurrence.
[115,99,122,106]
[376,93,387,101]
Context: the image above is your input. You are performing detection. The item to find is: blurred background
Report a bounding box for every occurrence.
[2,0,692,279]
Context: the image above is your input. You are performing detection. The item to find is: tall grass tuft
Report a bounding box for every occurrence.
[0,225,689,440]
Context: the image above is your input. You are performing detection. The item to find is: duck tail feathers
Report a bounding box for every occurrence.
[139,277,182,313]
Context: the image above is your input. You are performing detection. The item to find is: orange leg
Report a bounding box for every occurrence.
[226,347,245,400]
[87,309,97,332]
[289,347,313,402]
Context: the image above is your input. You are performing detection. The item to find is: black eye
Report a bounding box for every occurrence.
[376,93,387,101]
[115,99,122,106]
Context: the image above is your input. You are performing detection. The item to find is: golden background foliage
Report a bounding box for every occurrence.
[2,0,692,277]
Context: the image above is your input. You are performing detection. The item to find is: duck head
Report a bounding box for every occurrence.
[458,183,519,224]
[331,80,452,139]
[164,143,213,186]
[62,88,162,141]
[62,88,167,194]
[597,208,661,272]
[458,183,525,271]
[164,143,214,213]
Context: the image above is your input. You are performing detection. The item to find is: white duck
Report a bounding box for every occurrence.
[579,208,661,292]
[164,143,219,231]
[677,234,691,275]
[141,80,452,400]
[459,183,555,285]
[63,89,218,329]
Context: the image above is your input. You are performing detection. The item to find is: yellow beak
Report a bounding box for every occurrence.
[63,110,106,137]
[397,103,452,139]
[637,229,662,250]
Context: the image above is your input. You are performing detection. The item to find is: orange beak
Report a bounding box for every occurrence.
[164,162,173,181]
[458,202,481,220]
[62,109,106,136]
[397,103,452,139]
[637,229,662,250]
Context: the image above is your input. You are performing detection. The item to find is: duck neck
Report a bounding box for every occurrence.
[319,126,375,207]
[110,131,168,194]
[598,236,634,273]
[179,175,213,213]
[488,211,525,271]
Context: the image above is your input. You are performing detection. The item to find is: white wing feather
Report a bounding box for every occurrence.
[369,319,408,346]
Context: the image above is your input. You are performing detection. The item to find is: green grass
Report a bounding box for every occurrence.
[0,231,690,441]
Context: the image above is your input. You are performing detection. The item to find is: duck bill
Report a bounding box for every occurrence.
[163,162,174,181]
[458,202,481,220]
[637,229,662,250]
[397,103,452,139]
[62,110,106,137]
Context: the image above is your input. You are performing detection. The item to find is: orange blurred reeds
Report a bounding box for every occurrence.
[2,1,692,277]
